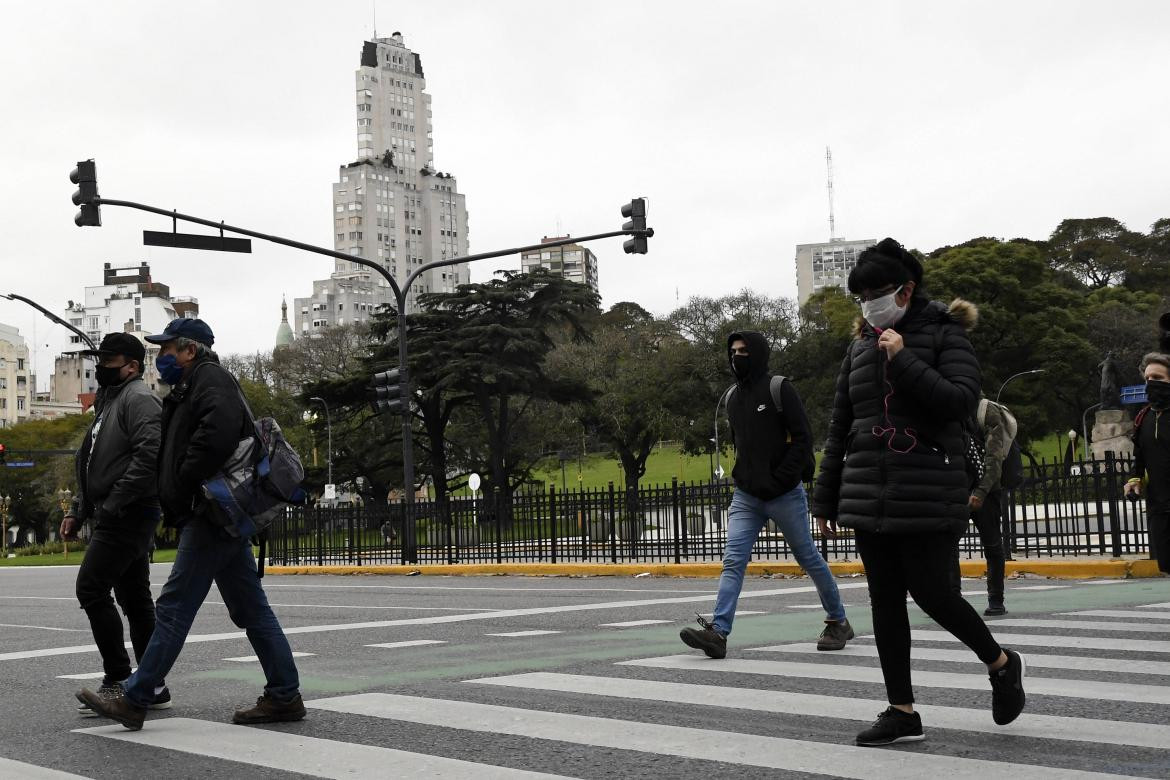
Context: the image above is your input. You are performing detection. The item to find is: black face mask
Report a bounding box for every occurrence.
[732,355,751,381]
[95,364,126,388]
[1147,379,1170,410]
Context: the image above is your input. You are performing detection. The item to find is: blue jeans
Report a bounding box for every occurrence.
[123,520,300,707]
[712,486,846,635]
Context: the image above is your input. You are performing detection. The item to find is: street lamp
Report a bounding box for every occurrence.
[996,369,1045,404]
[309,396,333,487]
[0,494,10,557]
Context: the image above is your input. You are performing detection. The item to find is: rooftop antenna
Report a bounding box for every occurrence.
[826,146,837,242]
[371,0,377,39]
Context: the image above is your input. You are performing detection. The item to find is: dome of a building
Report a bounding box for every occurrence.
[274,296,294,349]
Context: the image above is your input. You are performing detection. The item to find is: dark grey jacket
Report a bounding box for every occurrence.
[70,375,162,528]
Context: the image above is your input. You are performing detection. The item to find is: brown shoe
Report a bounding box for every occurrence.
[75,688,146,731]
[232,693,306,725]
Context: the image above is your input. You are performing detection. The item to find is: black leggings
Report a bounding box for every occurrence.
[856,529,1002,705]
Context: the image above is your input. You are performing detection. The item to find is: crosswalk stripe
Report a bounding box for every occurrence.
[985,618,1170,633]
[485,630,561,637]
[366,640,447,649]
[620,654,1170,705]
[55,672,106,680]
[223,652,316,662]
[751,642,1170,675]
[0,757,91,779]
[1058,609,1170,620]
[469,671,1170,751]
[1138,602,1170,609]
[1011,585,1070,590]
[908,629,1170,653]
[599,620,673,627]
[74,718,568,779]
[305,692,1138,779]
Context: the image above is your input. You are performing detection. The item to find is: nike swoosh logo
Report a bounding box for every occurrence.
[757,404,766,411]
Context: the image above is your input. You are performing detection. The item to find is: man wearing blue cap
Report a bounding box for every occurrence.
[76,318,303,730]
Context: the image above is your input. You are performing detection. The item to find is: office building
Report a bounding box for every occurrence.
[520,237,599,297]
[794,238,877,305]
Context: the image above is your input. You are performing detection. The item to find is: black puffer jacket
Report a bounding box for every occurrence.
[158,354,250,527]
[811,297,980,534]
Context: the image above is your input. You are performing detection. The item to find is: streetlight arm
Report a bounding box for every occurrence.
[995,369,1046,404]
[3,293,96,350]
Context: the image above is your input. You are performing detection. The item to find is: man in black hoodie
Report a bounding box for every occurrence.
[680,331,852,658]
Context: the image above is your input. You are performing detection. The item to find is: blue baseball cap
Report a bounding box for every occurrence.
[144,317,215,347]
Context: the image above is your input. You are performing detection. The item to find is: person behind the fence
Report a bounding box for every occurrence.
[810,237,1025,747]
[62,332,170,717]
[969,395,1017,616]
[76,318,304,731]
[679,330,852,659]
[1124,352,1170,574]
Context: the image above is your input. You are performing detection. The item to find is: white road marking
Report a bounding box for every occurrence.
[1137,602,1170,609]
[0,623,87,633]
[223,652,316,662]
[752,642,1170,675]
[213,601,503,612]
[1058,609,1170,620]
[621,654,1170,705]
[599,620,673,628]
[485,630,562,637]
[366,640,447,649]
[471,671,1170,750]
[1010,585,1070,591]
[3,583,871,663]
[734,610,767,616]
[1081,579,1135,585]
[909,629,1170,654]
[0,595,76,600]
[74,718,567,779]
[0,757,92,779]
[306,692,1136,779]
[262,583,717,594]
[55,672,107,680]
[984,618,1170,633]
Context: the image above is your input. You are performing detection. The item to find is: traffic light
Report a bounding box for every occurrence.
[70,159,101,227]
[370,368,408,414]
[621,197,650,254]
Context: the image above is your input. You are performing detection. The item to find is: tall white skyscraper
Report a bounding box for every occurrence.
[296,33,470,334]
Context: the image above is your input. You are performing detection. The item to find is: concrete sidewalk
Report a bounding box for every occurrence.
[266,557,1166,580]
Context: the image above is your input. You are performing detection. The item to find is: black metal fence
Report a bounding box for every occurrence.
[267,452,1149,567]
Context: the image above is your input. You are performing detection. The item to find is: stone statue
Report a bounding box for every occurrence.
[1098,353,1121,410]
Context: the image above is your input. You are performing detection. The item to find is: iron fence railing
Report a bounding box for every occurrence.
[267,453,1149,567]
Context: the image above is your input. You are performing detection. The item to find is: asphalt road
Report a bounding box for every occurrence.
[2,565,1169,779]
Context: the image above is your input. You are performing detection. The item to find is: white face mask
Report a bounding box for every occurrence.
[861,285,906,330]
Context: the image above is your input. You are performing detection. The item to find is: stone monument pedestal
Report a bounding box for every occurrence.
[1090,409,1134,460]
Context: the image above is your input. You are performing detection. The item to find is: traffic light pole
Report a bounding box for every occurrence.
[87,195,651,563]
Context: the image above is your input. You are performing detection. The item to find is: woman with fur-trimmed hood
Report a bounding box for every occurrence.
[811,238,1026,747]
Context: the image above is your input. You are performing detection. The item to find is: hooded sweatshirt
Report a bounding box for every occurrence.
[725,330,814,500]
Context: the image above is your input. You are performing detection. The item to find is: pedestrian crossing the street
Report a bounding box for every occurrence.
[54,595,1170,778]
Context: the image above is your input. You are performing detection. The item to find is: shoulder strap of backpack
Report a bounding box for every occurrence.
[769,375,786,414]
[1136,404,1151,431]
[977,397,989,429]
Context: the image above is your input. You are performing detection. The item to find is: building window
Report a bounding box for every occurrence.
[16,359,24,370]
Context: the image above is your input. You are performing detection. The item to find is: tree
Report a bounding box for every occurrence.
[782,287,858,444]
[549,311,710,495]
[1047,217,1143,289]
[0,414,92,545]
[425,269,599,501]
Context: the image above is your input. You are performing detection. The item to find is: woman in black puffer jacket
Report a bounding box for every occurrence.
[811,238,1026,747]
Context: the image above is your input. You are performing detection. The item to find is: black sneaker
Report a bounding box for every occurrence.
[990,648,1026,725]
[149,686,173,710]
[77,680,123,718]
[984,603,1007,617]
[679,613,726,659]
[856,706,925,746]
[817,618,855,651]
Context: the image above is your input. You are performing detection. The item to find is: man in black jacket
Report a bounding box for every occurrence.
[62,333,170,715]
[680,331,852,658]
[77,318,303,730]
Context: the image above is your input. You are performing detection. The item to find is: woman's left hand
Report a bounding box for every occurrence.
[877,328,903,358]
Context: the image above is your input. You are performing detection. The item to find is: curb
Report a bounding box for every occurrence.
[265,558,1164,580]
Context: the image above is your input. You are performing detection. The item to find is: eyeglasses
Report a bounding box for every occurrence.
[854,285,899,304]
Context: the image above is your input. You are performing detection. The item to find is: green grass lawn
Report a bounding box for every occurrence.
[0,548,180,567]
[527,445,734,491]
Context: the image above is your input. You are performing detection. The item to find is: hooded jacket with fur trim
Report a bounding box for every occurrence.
[810,297,981,535]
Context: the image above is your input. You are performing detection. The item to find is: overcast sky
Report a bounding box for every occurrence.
[2,1,1168,390]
